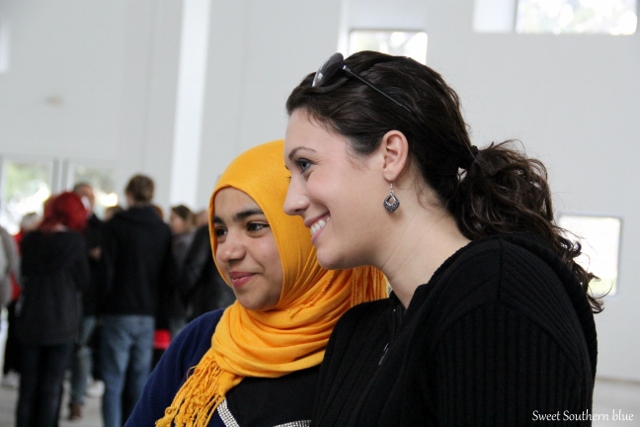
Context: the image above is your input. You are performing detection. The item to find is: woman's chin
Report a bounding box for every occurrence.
[317,252,349,271]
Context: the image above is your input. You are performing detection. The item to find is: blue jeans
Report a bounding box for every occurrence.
[16,342,74,427]
[100,315,154,427]
[69,315,97,405]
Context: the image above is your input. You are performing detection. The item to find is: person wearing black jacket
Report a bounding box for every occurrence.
[283,51,600,425]
[310,233,597,426]
[67,182,104,421]
[98,174,173,427]
[15,191,90,427]
[179,223,235,322]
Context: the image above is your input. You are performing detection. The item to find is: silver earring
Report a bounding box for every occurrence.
[383,182,400,213]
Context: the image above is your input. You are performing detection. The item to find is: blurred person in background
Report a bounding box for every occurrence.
[1,212,39,390]
[0,222,19,309]
[104,205,124,221]
[167,204,196,338]
[14,192,89,427]
[179,211,235,322]
[67,182,105,421]
[194,209,209,228]
[98,174,173,427]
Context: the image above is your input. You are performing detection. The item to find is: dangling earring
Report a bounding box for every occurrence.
[383,182,400,213]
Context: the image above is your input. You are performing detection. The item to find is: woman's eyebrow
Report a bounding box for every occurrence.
[234,209,264,222]
[287,146,315,161]
[213,209,265,225]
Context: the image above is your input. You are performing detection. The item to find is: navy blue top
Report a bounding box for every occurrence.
[126,308,318,426]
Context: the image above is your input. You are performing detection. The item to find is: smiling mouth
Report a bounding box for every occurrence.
[229,272,255,287]
[310,216,330,237]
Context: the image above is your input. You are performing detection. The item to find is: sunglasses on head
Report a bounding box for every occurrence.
[311,52,413,115]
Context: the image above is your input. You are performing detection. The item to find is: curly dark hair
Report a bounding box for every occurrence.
[286,50,602,313]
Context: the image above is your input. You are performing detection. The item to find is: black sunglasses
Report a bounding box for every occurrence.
[311,52,413,115]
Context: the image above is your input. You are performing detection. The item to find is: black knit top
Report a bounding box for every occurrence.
[312,233,598,426]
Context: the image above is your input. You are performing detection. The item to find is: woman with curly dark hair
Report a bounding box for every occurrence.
[283,51,600,426]
[15,191,90,427]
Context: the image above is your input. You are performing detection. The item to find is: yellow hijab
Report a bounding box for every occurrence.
[157,140,387,426]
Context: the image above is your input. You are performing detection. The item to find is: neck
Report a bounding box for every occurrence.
[377,205,470,309]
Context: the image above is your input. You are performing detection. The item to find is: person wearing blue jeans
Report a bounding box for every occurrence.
[97,174,173,427]
[68,316,97,415]
[100,315,154,426]
[68,182,104,421]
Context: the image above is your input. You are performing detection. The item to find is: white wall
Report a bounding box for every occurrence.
[424,2,640,382]
[197,0,343,209]
[0,0,638,381]
[0,0,181,207]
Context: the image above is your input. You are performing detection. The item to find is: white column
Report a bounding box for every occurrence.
[169,0,211,208]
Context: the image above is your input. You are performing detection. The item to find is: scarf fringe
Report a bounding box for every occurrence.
[155,355,240,427]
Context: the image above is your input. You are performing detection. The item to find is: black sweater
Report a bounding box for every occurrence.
[99,205,173,316]
[312,233,598,426]
[17,230,89,345]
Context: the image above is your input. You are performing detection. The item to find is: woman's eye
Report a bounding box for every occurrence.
[295,158,312,173]
[248,222,269,232]
[214,227,227,238]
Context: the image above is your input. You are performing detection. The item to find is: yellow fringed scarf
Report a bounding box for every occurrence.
[156,140,387,426]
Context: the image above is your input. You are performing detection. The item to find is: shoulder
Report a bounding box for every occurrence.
[168,309,225,359]
[464,235,578,316]
[178,309,224,338]
[422,234,593,362]
[52,231,85,252]
[429,234,568,308]
[188,308,225,330]
[407,235,571,341]
[63,230,85,243]
[334,299,389,335]
[126,309,227,426]
[324,299,390,365]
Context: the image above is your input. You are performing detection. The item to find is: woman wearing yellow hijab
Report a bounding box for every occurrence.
[125,140,387,426]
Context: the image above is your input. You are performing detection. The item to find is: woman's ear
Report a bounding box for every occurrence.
[380,130,409,182]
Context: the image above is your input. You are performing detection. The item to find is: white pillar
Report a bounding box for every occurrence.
[169,0,211,208]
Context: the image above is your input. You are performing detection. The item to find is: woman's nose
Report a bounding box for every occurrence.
[216,237,246,264]
[284,179,308,217]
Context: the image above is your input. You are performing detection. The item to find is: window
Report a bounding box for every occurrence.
[558,214,622,298]
[0,157,119,233]
[0,158,55,234]
[516,0,637,34]
[348,30,428,64]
